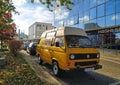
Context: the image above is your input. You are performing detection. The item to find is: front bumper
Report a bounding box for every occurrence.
[84,64,102,71]
[94,64,102,70]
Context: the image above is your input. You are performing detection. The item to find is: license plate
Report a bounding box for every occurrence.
[84,67,94,71]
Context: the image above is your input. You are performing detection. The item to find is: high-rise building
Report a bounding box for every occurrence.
[28,22,54,40]
[54,0,120,48]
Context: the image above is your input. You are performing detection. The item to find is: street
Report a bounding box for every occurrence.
[20,50,120,85]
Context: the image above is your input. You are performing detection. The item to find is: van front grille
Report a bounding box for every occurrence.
[71,54,98,60]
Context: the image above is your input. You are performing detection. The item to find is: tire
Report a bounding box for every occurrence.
[38,55,43,65]
[30,50,33,55]
[52,61,62,76]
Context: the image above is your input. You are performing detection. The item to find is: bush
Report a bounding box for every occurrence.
[9,40,22,56]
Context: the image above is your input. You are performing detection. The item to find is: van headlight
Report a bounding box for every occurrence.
[70,54,75,60]
[97,54,100,58]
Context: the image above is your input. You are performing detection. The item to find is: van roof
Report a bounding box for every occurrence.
[41,26,87,38]
[56,26,87,37]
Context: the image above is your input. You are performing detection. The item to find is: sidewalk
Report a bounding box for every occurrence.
[19,50,62,85]
[99,48,120,58]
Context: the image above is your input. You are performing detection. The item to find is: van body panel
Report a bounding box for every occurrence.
[66,48,99,54]
[50,46,67,69]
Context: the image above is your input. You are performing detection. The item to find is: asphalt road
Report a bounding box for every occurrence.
[20,50,120,85]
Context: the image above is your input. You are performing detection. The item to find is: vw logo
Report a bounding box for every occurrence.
[87,54,90,58]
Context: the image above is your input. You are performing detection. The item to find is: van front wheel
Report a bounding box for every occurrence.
[52,61,61,76]
[38,55,43,65]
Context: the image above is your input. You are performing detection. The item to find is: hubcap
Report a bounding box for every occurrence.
[38,56,40,63]
[53,64,58,75]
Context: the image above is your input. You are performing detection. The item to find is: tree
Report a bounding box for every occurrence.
[0,0,17,49]
[31,0,74,11]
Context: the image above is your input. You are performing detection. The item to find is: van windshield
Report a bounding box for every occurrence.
[66,35,93,48]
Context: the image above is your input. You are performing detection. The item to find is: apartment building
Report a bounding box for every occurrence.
[28,22,54,40]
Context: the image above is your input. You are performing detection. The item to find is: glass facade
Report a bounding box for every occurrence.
[54,0,120,48]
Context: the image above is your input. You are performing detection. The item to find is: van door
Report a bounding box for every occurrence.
[50,37,67,69]
[43,32,56,64]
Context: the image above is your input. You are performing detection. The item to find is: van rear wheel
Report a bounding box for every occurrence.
[52,61,62,76]
[38,55,43,64]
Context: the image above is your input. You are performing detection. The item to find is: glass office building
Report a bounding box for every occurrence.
[54,0,120,48]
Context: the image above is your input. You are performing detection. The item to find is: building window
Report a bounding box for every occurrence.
[106,0,115,15]
[116,0,120,13]
[116,13,120,25]
[79,23,84,29]
[115,33,120,44]
[83,0,90,11]
[97,0,104,5]
[106,14,115,27]
[90,0,97,8]
[90,7,96,19]
[89,19,97,29]
[79,3,83,12]
[97,4,104,18]
[74,15,79,25]
[97,17,105,27]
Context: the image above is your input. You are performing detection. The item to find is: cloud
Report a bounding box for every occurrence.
[12,0,27,6]
[79,16,89,21]
[55,8,69,20]
[12,0,54,35]
[112,15,119,20]
[33,7,53,22]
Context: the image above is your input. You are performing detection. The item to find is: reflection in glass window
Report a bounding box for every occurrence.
[115,33,120,44]
[84,11,90,22]
[90,8,96,19]
[79,3,83,12]
[73,24,79,28]
[84,0,90,11]
[74,5,79,14]
[106,0,115,15]
[55,37,64,47]
[97,4,104,17]
[106,14,115,26]
[64,19,67,26]
[69,17,74,25]
[90,0,97,8]
[97,17,105,27]
[74,15,79,24]
[66,35,92,48]
[79,11,84,22]
[116,0,120,13]
[79,23,84,29]
[89,19,98,29]
[116,13,120,25]
[97,0,104,5]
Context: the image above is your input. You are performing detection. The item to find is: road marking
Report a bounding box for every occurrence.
[101,58,120,65]
[109,81,120,85]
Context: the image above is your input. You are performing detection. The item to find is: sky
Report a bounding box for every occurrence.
[12,0,54,35]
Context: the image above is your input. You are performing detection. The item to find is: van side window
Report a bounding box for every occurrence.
[45,32,55,46]
[54,37,64,47]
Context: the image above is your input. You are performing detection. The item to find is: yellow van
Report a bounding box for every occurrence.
[36,26,102,76]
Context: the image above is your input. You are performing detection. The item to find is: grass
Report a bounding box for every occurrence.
[0,51,44,85]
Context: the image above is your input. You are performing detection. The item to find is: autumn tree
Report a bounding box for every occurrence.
[0,0,17,49]
[31,0,74,11]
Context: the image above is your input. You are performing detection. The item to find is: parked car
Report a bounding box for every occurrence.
[23,41,30,50]
[27,42,38,55]
[36,26,102,76]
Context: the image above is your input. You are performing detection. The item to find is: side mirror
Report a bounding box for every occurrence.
[55,42,59,47]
